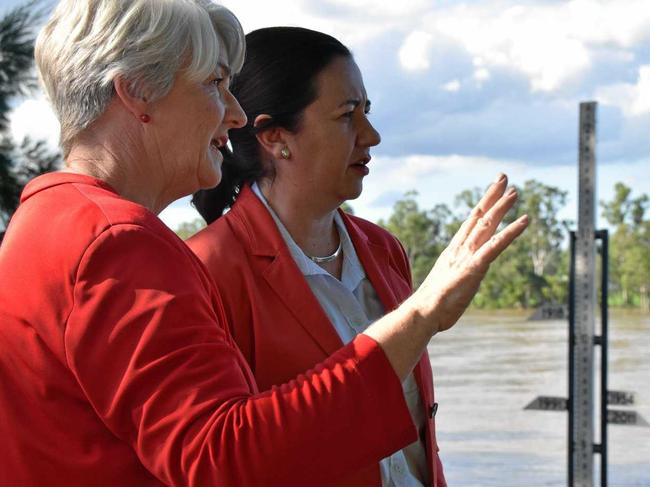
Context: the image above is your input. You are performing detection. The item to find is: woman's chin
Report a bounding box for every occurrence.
[335,189,362,206]
[197,157,223,190]
[345,181,364,201]
[200,169,222,190]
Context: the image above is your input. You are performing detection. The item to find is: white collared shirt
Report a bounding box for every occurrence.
[252,183,428,487]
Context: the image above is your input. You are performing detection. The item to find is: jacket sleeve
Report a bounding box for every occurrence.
[64,224,416,486]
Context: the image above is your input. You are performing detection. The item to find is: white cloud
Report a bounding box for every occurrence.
[474,68,490,83]
[442,80,461,92]
[393,0,650,93]
[227,0,645,88]
[219,0,312,31]
[218,0,389,45]
[9,95,60,149]
[597,65,650,116]
[318,0,430,18]
[566,0,650,48]
[428,3,593,92]
[349,154,524,222]
[372,153,526,184]
[350,154,650,228]
[398,31,434,71]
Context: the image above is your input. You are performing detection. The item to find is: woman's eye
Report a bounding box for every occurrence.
[212,78,224,87]
[342,111,354,119]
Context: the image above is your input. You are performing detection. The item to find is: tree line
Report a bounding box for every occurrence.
[379,181,649,311]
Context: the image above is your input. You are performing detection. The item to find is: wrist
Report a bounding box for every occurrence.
[401,293,439,337]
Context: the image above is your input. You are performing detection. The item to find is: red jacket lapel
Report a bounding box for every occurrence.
[340,211,407,313]
[341,211,435,409]
[230,186,344,356]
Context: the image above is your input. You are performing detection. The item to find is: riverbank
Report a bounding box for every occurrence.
[464,307,650,320]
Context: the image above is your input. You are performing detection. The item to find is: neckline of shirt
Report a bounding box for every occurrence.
[249,182,366,291]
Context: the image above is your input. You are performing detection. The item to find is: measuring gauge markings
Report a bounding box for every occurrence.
[573,101,597,487]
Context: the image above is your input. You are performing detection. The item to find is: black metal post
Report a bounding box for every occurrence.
[597,229,609,486]
[568,230,576,486]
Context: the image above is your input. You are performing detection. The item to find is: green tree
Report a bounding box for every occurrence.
[174,218,206,240]
[601,183,650,309]
[340,202,354,214]
[453,187,483,211]
[379,191,452,286]
[467,180,569,309]
[518,180,569,277]
[377,180,649,311]
[0,1,60,231]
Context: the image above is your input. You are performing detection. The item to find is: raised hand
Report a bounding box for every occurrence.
[364,173,528,380]
[407,173,528,334]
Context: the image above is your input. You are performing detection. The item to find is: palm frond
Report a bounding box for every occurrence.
[0,0,48,130]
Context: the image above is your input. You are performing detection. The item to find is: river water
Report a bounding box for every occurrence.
[428,310,649,486]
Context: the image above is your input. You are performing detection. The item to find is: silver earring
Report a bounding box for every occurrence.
[280,147,291,159]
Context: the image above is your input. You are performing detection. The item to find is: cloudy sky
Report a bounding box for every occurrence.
[6,0,650,229]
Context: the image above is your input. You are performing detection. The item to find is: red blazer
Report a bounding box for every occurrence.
[188,185,446,487]
[0,173,418,486]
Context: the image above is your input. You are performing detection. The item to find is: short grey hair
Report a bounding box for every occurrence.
[35,0,245,157]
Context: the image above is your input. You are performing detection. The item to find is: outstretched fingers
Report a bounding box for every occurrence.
[449,174,508,248]
[472,214,529,265]
[464,186,519,252]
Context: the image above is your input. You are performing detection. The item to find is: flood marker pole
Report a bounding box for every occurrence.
[525,102,647,486]
[569,101,598,487]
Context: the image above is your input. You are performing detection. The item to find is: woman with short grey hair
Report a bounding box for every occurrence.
[0,0,527,485]
[36,0,245,158]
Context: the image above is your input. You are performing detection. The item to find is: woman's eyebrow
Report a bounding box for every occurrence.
[217,62,231,76]
[338,99,371,110]
[338,99,360,108]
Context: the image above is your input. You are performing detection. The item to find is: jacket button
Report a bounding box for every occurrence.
[429,402,438,418]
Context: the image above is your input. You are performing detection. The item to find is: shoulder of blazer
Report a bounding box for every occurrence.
[224,185,288,258]
[186,213,247,275]
[187,185,284,267]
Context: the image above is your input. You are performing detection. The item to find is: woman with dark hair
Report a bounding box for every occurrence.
[188,27,523,486]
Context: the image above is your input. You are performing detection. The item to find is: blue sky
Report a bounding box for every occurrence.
[5,0,650,229]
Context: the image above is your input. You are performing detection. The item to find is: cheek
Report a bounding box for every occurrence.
[194,95,225,134]
[313,125,352,153]
[208,93,226,123]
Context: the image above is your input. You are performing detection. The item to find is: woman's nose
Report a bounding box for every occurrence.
[225,90,247,129]
[359,117,381,147]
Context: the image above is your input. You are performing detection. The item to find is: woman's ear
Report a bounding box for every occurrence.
[113,76,148,121]
[254,114,291,160]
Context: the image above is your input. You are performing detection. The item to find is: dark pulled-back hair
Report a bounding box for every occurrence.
[192,27,351,223]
